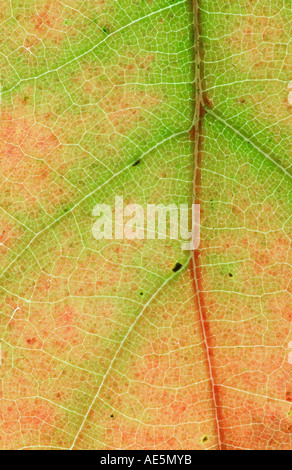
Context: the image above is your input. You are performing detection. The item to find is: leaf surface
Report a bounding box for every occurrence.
[0,0,291,450]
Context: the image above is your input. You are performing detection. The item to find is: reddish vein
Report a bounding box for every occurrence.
[191,0,223,450]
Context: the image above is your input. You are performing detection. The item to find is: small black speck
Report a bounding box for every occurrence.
[132,159,141,167]
[202,435,208,443]
[172,262,182,273]
[102,26,110,34]
[139,292,144,296]
[110,414,114,418]
[228,272,233,278]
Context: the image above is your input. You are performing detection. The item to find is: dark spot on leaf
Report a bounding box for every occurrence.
[110,414,115,418]
[26,338,36,345]
[139,292,144,296]
[172,262,182,273]
[132,159,141,167]
[102,26,110,34]
[228,272,233,278]
[202,435,208,443]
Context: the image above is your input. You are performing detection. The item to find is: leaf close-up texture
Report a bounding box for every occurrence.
[0,0,291,451]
